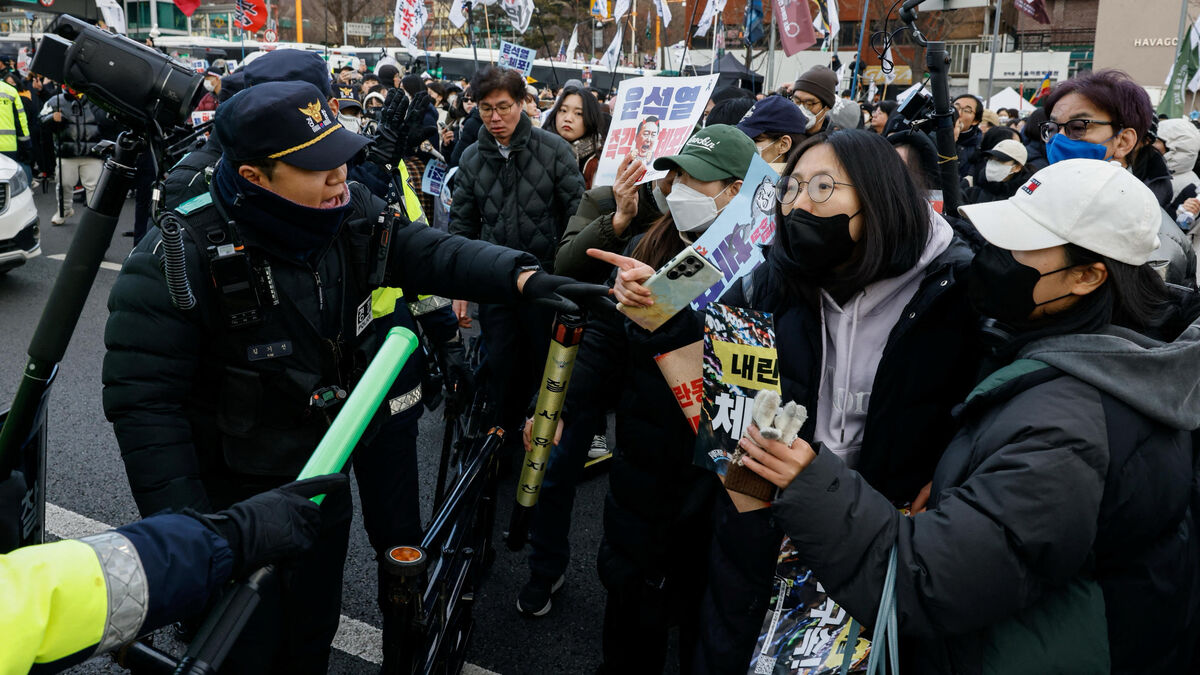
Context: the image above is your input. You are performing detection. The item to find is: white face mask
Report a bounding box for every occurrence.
[652,183,670,213]
[755,139,783,163]
[984,159,1015,183]
[667,181,729,232]
[339,114,362,134]
[203,78,215,92]
[799,105,819,132]
[997,115,1011,125]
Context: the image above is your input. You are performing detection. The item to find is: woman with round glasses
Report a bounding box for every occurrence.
[1041,70,1195,286]
[693,129,985,672]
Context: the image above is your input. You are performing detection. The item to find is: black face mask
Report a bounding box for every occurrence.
[779,208,860,281]
[967,244,1075,324]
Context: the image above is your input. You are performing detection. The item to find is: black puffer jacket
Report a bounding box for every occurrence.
[103,181,535,516]
[562,237,719,589]
[769,319,1200,673]
[38,93,120,158]
[695,236,986,673]
[449,113,584,270]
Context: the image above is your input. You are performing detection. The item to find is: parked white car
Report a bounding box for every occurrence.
[0,154,39,275]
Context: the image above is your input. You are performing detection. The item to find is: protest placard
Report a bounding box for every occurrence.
[691,153,779,311]
[694,304,781,484]
[421,160,449,196]
[593,74,719,187]
[498,41,536,77]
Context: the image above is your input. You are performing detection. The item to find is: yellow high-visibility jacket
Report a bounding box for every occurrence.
[0,81,30,154]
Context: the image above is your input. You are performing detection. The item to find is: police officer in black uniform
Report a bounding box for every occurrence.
[157,48,468,644]
[102,81,606,673]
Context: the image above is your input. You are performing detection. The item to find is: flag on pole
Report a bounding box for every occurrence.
[449,0,469,28]
[653,0,672,27]
[592,0,608,19]
[614,0,631,21]
[773,0,817,56]
[1014,0,1050,25]
[234,0,268,33]
[694,0,725,38]
[1162,25,1200,116]
[883,45,897,85]
[867,78,877,103]
[811,0,839,50]
[393,0,429,53]
[1029,73,1053,104]
[566,25,579,62]
[600,23,625,69]
[173,0,200,17]
[744,0,763,44]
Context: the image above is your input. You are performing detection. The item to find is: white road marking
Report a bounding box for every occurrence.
[46,252,123,272]
[44,502,500,674]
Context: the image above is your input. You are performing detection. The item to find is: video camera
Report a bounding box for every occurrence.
[31,15,204,134]
[890,85,954,135]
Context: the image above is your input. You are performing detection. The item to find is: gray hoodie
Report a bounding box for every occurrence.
[814,212,954,466]
[1021,317,1200,431]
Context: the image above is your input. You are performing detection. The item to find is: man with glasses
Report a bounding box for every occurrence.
[791,66,838,134]
[448,64,586,455]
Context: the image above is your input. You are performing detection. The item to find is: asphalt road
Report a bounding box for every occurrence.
[0,187,670,674]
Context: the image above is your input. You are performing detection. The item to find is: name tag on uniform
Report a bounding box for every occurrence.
[247,341,293,361]
[356,297,374,336]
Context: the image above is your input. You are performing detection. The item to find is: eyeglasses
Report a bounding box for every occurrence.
[1040,118,1114,142]
[791,94,823,113]
[776,173,855,204]
[478,101,515,117]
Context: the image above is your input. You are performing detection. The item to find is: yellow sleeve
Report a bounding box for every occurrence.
[15,93,28,138]
[0,539,108,674]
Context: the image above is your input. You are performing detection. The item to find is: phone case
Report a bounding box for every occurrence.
[619,246,724,332]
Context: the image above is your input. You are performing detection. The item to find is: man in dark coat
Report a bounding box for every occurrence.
[449,64,585,447]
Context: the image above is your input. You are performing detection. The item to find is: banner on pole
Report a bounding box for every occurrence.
[614,0,631,21]
[594,74,720,186]
[498,40,536,75]
[591,0,609,18]
[393,0,429,51]
[449,0,469,28]
[600,23,625,70]
[500,0,533,34]
[653,0,672,27]
[566,25,579,61]
[773,0,817,56]
[695,0,726,38]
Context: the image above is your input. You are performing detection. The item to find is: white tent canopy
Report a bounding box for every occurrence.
[986,87,1037,114]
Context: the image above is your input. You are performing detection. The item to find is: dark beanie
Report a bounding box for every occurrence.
[377,64,399,84]
[793,66,838,108]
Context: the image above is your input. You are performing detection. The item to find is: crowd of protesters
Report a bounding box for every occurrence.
[10,38,1200,673]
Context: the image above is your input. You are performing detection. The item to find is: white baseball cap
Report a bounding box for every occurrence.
[984,138,1028,166]
[958,159,1161,266]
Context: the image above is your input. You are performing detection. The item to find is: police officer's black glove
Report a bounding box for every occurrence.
[185,473,349,579]
[364,88,410,169]
[438,337,474,418]
[520,270,617,316]
[399,92,434,156]
[0,470,27,552]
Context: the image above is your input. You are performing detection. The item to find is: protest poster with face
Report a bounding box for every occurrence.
[593,74,719,186]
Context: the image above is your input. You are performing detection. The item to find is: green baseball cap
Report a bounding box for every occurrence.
[652,124,756,182]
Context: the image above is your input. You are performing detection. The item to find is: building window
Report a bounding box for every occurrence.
[158,1,188,31]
